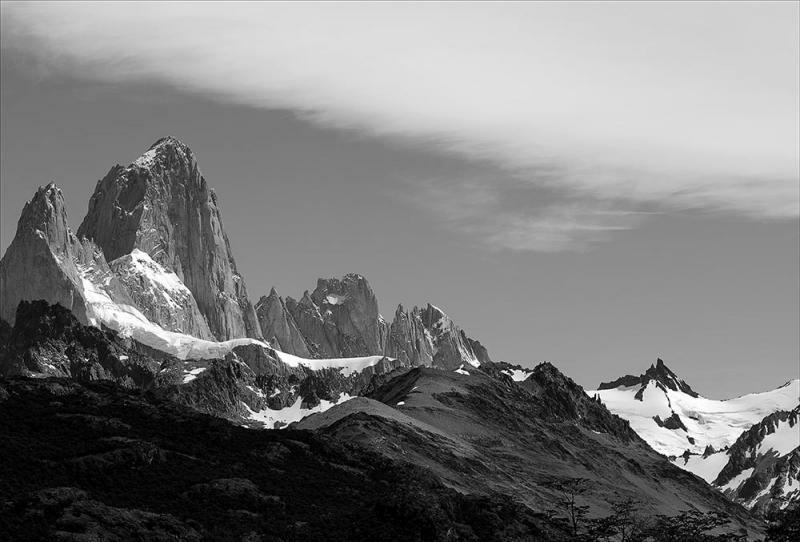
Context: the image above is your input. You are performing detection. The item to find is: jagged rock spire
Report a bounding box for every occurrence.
[0,183,90,324]
[255,288,313,357]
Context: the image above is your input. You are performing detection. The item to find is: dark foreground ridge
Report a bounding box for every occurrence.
[0,377,568,542]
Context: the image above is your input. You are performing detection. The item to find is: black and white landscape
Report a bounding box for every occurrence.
[1,3,798,541]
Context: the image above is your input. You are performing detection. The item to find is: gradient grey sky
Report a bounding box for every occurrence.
[1,2,798,398]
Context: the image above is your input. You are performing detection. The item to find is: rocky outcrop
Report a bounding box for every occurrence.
[0,300,161,387]
[77,136,261,341]
[255,288,314,357]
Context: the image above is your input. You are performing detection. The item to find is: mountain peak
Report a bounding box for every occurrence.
[77,137,261,341]
[597,358,699,397]
[130,135,195,171]
[15,182,73,249]
[148,135,188,150]
[643,358,698,397]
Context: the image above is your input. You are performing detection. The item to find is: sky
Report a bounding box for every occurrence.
[1,2,798,398]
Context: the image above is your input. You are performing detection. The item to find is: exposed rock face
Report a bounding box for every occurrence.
[255,288,313,357]
[77,136,261,341]
[284,274,388,358]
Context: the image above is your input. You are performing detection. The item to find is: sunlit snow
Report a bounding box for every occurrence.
[588,379,800,458]
[502,368,533,382]
[274,351,389,377]
[243,393,353,429]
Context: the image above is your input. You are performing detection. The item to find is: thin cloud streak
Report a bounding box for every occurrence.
[411,178,645,253]
[2,2,798,225]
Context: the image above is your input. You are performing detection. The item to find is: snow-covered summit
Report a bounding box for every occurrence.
[589,359,799,503]
[598,358,698,398]
[590,361,798,458]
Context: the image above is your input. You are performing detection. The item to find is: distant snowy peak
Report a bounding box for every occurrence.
[598,358,698,398]
[590,360,798,458]
[592,361,799,513]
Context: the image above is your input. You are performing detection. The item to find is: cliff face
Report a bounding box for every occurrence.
[77,137,261,341]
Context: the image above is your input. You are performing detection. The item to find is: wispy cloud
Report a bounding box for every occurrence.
[2,1,797,251]
[411,177,645,252]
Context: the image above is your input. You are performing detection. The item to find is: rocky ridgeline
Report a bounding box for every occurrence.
[259,279,490,371]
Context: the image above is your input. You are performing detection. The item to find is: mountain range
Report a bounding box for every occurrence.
[1,137,797,540]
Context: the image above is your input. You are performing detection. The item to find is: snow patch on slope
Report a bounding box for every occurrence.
[502,368,533,382]
[243,393,354,429]
[758,419,800,457]
[676,451,732,484]
[274,351,389,377]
